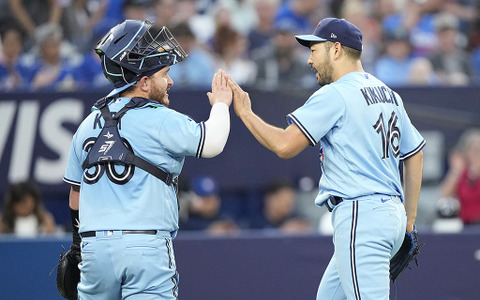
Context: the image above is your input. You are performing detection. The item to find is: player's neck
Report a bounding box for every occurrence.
[334,60,364,82]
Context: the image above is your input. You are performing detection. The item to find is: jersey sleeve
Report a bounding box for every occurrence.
[159,110,206,157]
[63,132,84,186]
[286,86,345,145]
[397,95,426,160]
[399,110,426,160]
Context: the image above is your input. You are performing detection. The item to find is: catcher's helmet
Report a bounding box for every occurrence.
[95,19,187,96]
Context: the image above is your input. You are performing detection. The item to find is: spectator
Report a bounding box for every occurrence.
[374,28,418,86]
[152,0,177,29]
[18,24,81,92]
[0,180,56,237]
[248,0,281,55]
[212,24,256,85]
[60,0,109,53]
[407,57,438,85]
[180,176,239,235]
[440,128,480,225]
[372,0,399,22]
[122,0,152,21]
[156,0,215,45]
[168,22,216,89]
[7,0,62,47]
[429,12,475,86]
[274,0,321,34]
[252,23,315,94]
[442,0,477,35]
[90,0,126,44]
[339,0,382,73]
[381,0,440,58]
[208,0,258,36]
[72,49,111,91]
[0,26,28,91]
[249,179,311,233]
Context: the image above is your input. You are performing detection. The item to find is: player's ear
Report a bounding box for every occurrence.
[333,42,343,60]
[138,76,149,89]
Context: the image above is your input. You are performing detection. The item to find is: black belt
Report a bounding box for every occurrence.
[325,196,343,212]
[81,230,157,238]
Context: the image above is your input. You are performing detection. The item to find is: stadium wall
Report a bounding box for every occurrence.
[0,231,479,300]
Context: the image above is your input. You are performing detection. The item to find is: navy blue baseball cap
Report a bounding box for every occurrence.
[295,18,363,51]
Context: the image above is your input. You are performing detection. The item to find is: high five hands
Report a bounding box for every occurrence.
[207,69,233,107]
[228,77,252,118]
[207,70,252,118]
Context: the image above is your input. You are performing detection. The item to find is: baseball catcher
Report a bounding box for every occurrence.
[390,227,422,282]
[58,18,232,299]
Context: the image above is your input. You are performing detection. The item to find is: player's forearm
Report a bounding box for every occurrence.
[402,150,423,232]
[239,110,292,158]
[202,102,230,158]
[69,185,80,210]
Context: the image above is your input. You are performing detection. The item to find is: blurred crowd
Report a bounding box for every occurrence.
[1,0,480,94]
[177,176,313,236]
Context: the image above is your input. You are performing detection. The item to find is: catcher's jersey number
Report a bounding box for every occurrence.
[82,137,135,185]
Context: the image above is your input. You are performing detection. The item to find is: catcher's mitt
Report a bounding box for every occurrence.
[56,244,81,300]
[390,228,422,282]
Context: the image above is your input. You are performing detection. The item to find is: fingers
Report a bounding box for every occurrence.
[219,69,226,86]
[211,72,218,90]
[212,69,230,89]
[227,79,243,94]
[217,69,223,86]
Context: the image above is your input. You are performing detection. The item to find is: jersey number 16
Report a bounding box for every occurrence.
[373,111,400,159]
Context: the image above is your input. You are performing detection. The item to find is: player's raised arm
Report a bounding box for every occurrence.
[228,79,309,159]
[201,70,232,158]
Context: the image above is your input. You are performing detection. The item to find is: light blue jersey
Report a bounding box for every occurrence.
[64,97,205,234]
[287,72,425,206]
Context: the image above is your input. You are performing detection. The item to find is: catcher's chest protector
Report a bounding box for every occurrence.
[82,97,174,185]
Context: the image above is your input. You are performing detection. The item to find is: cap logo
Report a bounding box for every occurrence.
[331,33,337,39]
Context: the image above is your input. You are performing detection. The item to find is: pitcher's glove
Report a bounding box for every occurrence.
[56,243,81,300]
[390,228,422,282]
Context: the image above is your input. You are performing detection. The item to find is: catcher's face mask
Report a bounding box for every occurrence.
[95,20,187,93]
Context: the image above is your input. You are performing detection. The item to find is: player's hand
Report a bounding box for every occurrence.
[207,69,232,107]
[228,79,251,118]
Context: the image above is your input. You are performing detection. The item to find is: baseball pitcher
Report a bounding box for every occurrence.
[229,18,425,299]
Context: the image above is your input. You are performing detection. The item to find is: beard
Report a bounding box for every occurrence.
[149,83,169,106]
[315,57,334,86]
